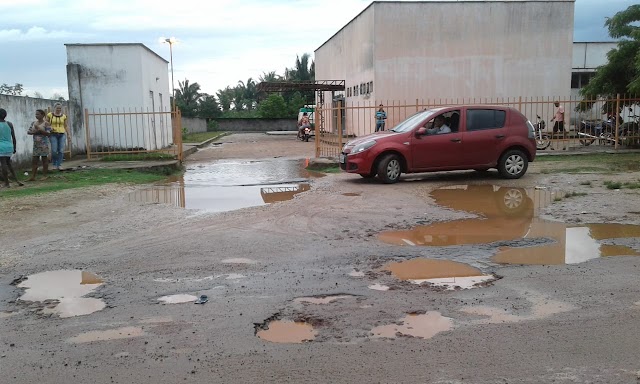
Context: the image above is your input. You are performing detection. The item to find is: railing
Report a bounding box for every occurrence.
[84,108,182,161]
[316,95,640,158]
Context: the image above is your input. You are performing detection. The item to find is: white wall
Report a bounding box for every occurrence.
[66,44,172,153]
[0,95,70,167]
[572,42,616,69]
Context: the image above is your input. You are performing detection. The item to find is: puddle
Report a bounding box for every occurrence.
[158,294,199,304]
[127,158,314,213]
[412,276,496,290]
[371,311,453,340]
[382,258,483,280]
[256,320,317,343]
[378,185,640,265]
[294,295,354,305]
[67,326,145,344]
[17,270,106,317]
[222,258,257,264]
[368,284,390,291]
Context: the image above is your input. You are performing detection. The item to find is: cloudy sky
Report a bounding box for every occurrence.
[0,0,635,99]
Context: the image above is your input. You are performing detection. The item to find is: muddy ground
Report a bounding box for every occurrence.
[2,133,640,383]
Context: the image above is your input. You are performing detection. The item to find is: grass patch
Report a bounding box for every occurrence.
[565,191,588,197]
[554,197,563,202]
[604,180,640,190]
[182,131,226,143]
[306,164,341,173]
[536,153,640,172]
[579,181,592,186]
[0,168,177,199]
[540,166,608,174]
[102,153,176,161]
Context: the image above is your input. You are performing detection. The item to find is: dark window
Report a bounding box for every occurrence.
[571,72,580,89]
[370,81,373,93]
[466,109,506,131]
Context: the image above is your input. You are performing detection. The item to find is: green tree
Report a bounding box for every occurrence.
[0,83,24,96]
[216,87,234,112]
[258,93,288,118]
[197,94,221,118]
[580,5,640,100]
[175,79,202,117]
[287,92,307,117]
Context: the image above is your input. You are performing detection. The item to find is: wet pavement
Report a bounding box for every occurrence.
[127,158,319,213]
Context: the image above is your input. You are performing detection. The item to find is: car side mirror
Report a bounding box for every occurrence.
[416,127,427,137]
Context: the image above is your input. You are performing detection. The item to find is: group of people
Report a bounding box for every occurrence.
[0,103,69,188]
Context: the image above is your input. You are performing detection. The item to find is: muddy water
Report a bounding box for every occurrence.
[257,320,317,343]
[379,185,640,265]
[127,158,316,212]
[382,259,483,280]
[17,270,106,317]
[371,312,453,340]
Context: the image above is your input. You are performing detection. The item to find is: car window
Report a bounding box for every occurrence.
[466,109,506,131]
[390,108,445,133]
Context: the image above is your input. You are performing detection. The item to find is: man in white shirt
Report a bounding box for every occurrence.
[426,115,451,135]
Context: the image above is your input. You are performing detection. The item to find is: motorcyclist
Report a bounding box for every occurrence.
[298,112,311,139]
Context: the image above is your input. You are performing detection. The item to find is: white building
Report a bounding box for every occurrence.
[66,43,172,154]
[315,0,575,135]
[571,42,617,98]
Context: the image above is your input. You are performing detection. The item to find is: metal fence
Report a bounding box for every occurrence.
[84,108,183,161]
[315,95,640,158]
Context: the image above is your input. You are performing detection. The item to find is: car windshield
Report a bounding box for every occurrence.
[390,108,444,133]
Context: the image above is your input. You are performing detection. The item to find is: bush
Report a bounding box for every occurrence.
[207,120,219,132]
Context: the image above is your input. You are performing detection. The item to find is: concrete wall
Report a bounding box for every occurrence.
[66,44,172,152]
[215,119,297,132]
[315,0,575,136]
[182,117,207,134]
[0,95,70,167]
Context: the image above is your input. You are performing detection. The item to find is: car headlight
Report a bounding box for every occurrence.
[351,140,376,154]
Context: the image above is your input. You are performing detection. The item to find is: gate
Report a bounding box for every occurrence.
[84,108,183,161]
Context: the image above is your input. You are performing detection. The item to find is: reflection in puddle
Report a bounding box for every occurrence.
[294,295,354,305]
[413,276,496,290]
[379,185,640,265]
[256,320,317,343]
[371,312,453,340]
[68,327,145,344]
[368,284,390,291]
[158,294,199,304]
[127,159,314,213]
[18,270,106,317]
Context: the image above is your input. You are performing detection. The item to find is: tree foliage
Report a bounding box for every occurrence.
[580,4,640,99]
[0,83,24,96]
[258,94,288,118]
[175,79,202,117]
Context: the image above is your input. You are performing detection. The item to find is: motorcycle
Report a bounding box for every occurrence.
[298,125,313,142]
[534,115,550,150]
[620,107,640,144]
[578,114,621,146]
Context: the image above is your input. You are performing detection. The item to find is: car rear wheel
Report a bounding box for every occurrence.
[498,149,528,179]
[377,154,402,184]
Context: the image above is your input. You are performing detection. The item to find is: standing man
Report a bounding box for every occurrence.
[375,104,387,132]
[550,101,566,150]
[0,108,24,188]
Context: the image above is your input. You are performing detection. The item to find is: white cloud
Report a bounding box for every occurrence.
[0,26,90,41]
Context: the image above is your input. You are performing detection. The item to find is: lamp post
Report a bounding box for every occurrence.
[162,37,177,111]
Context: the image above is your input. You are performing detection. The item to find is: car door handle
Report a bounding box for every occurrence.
[495,135,505,139]
[450,138,461,143]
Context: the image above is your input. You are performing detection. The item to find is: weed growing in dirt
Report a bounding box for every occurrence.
[579,181,592,186]
[604,180,640,190]
[306,164,341,173]
[536,153,640,173]
[182,132,227,143]
[565,191,588,197]
[102,153,176,161]
[0,168,179,198]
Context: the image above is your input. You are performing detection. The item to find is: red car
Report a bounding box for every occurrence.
[339,105,537,183]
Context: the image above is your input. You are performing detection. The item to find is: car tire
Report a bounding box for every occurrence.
[377,154,402,184]
[498,149,528,179]
[495,187,530,216]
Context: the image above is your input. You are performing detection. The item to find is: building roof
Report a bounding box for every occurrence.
[316,0,576,52]
[64,43,169,64]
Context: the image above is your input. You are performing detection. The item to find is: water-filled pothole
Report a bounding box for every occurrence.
[158,294,199,304]
[379,185,640,265]
[127,159,316,213]
[371,311,453,340]
[381,258,494,289]
[17,270,106,318]
[294,295,354,305]
[256,320,317,343]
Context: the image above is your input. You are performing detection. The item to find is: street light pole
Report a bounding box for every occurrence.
[162,37,177,112]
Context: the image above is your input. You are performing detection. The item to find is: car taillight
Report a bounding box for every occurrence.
[526,120,535,139]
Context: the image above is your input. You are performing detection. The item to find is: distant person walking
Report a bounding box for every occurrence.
[47,103,68,170]
[0,108,24,188]
[375,104,387,132]
[550,101,566,150]
[27,109,51,181]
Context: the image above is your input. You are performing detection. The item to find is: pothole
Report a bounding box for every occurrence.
[157,294,199,304]
[67,326,145,344]
[256,320,317,343]
[371,311,453,340]
[381,258,495,289]
[348,270,365,278]
[17,270,106,318]
[294,295,355,305]
[368,283,390,291]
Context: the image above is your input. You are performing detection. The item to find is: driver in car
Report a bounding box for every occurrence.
[426,115,451,135]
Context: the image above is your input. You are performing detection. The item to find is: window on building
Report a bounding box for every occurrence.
[369,81,373,93]
[466,109,506,131]
[571,72,596,89]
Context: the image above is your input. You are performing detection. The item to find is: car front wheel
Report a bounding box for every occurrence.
[498,149,528,179]
[377,154,402,184]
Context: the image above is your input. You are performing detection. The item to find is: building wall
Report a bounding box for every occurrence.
[0,95,70,167]
[182,117,207,134]
[316,1,575,136]
[66,44,171,152]
[572,42,616,70]
[215,118,297,132]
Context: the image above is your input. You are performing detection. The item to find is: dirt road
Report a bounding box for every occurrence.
[2,133,640,383]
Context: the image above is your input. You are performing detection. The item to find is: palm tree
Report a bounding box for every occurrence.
[216,87,233,112]
[175,79,202,116]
